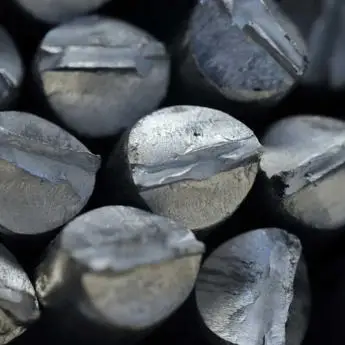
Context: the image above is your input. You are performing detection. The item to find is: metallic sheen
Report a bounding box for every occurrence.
[0,111,100,235]
[35,206,204,336]
[106,105,262,232]
[0,27,23,109]
[196,228,310,345]
[34,16,170,138]
[0,244,40,344]
[175,0,307,105]
[260,115,345,229]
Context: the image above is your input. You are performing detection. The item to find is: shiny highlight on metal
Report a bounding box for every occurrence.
[174,0,307,109]
[35,206,204,342]
[0,244,40,344]
[105,105,262,233]
[0,27,23,110]
[195,228,310,345]
[260,115,345,230]
[33,16,171,138]
[0,111,100,236]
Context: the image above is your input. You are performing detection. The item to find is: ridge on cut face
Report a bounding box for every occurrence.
[261,115,345,195]
[35,15,170,138]
[128,106,262,189]
[187,0,307,103]
[0,111,100,235]
[196,228,309,345]
[62,206,205,272]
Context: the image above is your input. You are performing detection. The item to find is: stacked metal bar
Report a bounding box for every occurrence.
[0,1,344,345]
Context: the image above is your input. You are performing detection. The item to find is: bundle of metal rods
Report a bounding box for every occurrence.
[0,0,344,345]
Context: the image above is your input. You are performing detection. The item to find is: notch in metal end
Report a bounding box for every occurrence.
[304,0,344,87]
[39,43,168,78]
[219,0,307,79]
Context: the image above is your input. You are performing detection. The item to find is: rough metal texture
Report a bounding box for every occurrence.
[0,244,40,345]
[14,0,112,24]
[196,228,310,345]
[260,115,345,229]
[0,28,23,109]
[34,16,170,138]
[106,105,262,232]
[35,206,204,333]
[176,0,307,105]
[0,111,100,235]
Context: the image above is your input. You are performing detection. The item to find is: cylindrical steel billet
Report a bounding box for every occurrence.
[33,15,170,138]
[0,111,100,236]
[0,243,40,344]
[0,27,23,110]
[195,228,310,345]
[13,0,112,24]
[35,206,204,343]
[173,0,308,113]
[260,115,345,230]
[105,105,262,233]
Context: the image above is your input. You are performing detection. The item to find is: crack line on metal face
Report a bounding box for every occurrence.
[214,0,307,79]
[0,127,101,174]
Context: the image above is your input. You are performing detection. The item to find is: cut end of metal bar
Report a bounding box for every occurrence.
[0,27,24,108]
[107,105,261,232]
[260,115,345,229]
[36,206,204,331]
[0,111,99,235]
[195,228,310,345]
[0,244,40,345]
[35,16,170,138]
[184,0,307,105]
[14,0,112,24]
[129,106,262,189]
[62,206,205,272]
[39,43,168,78]
[221,0,308,78]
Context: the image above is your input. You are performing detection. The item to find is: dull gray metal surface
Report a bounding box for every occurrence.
[105,105,262,232]
[0,111,100,235]
[34,16,170,138]
[35,206,204,340]
[14,0,112,24]
[196,228,310,345]
[260,115,345,230]
[174,0,307,108]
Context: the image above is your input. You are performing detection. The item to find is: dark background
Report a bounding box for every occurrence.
[0,1,344,345]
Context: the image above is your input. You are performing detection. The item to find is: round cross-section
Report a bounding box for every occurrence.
[34,16,170,138]
[114,105,261,232]
[195,228,310,345]
[0,111,100,235]
[260,115,345,230]
[35,206,204,331]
